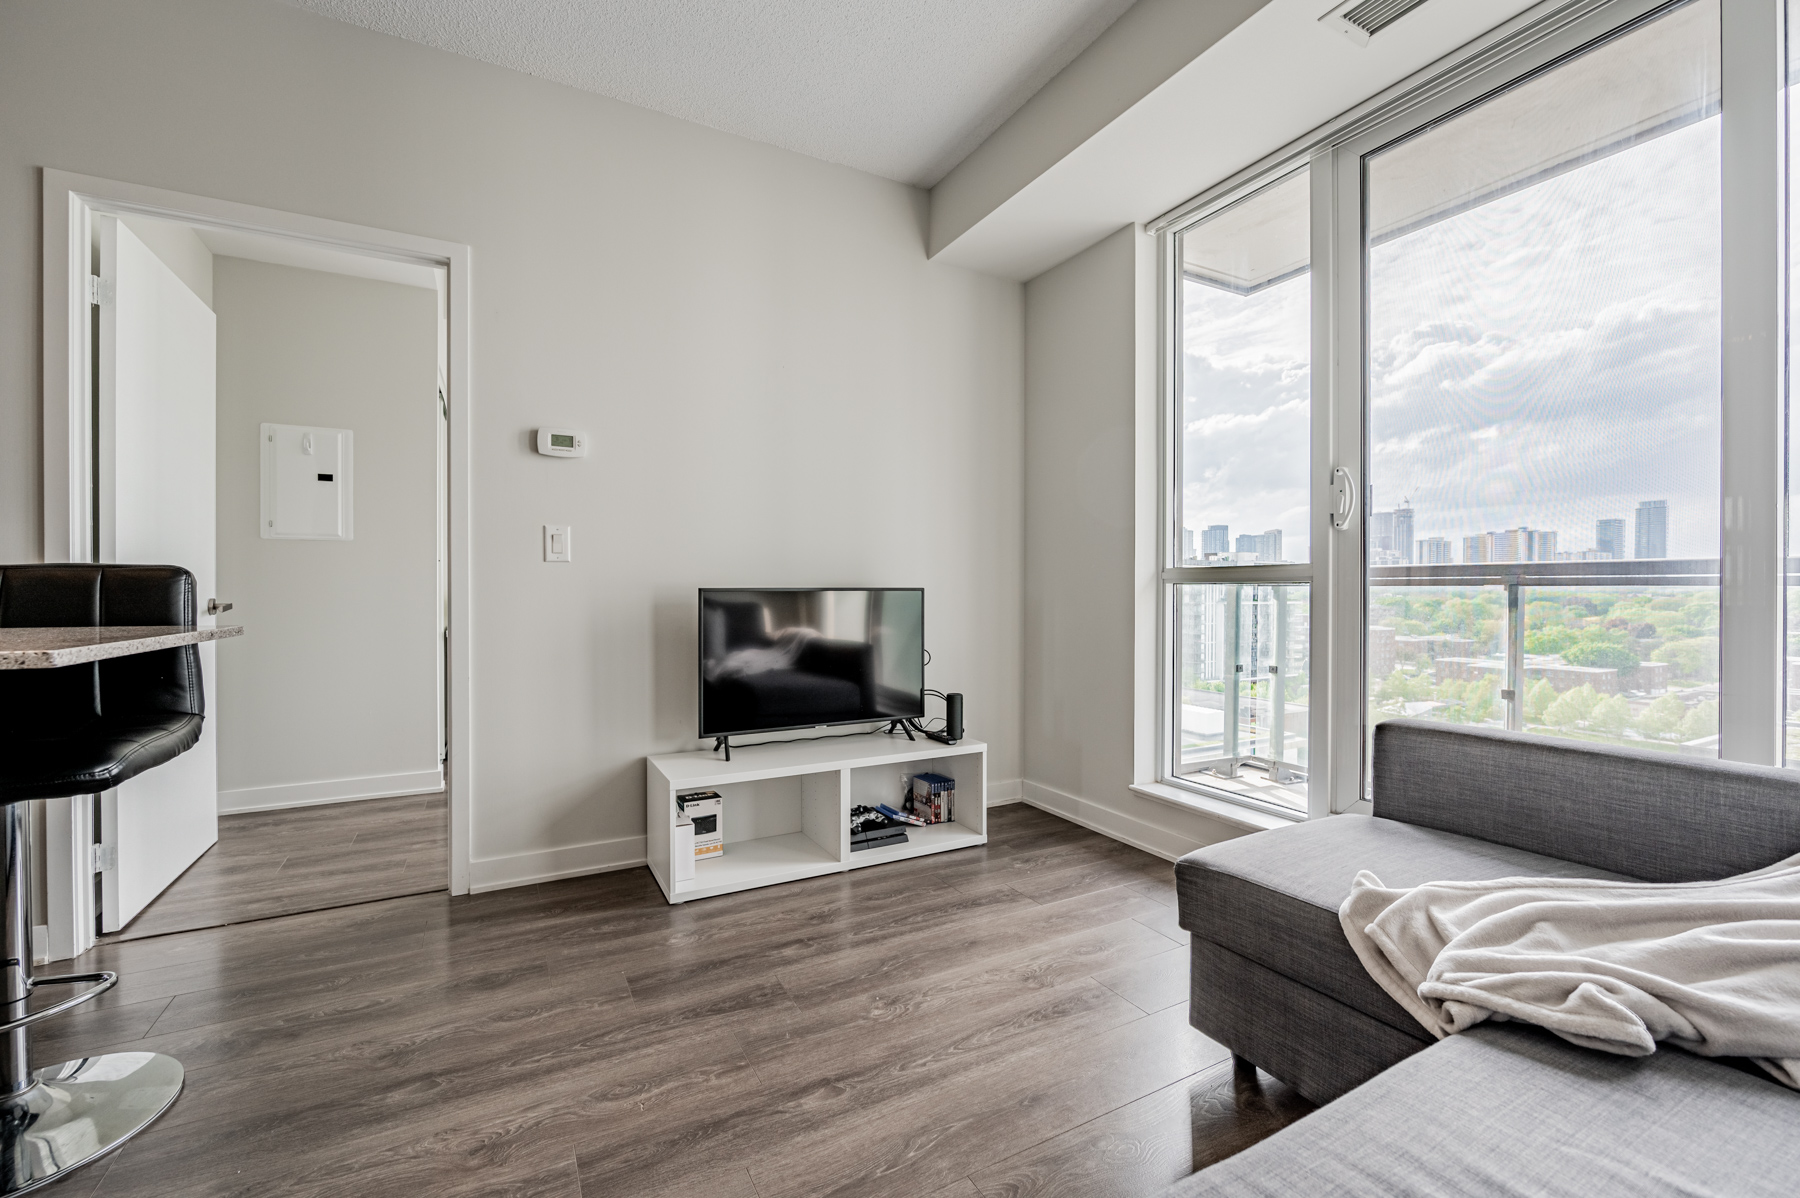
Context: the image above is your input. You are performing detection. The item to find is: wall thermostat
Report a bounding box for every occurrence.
[535,428,588,457]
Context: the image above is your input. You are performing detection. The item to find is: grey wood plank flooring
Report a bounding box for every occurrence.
[110,792,448,940]
[35,804,1309,1198]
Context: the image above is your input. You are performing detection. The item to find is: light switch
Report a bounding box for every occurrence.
[544,524,572,562]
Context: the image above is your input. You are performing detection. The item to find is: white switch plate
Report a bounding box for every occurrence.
[261,423,353,540]
[543,524,572,562]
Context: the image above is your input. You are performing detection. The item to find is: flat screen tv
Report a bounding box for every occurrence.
[699,588,924,739]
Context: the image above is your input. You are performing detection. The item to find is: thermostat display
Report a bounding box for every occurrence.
[536,428,588,457]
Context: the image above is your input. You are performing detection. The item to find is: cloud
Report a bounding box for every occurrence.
[1175,113,1724,562]
[1369,119,1721,555]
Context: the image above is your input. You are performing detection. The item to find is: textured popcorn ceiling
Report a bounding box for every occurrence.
[283,0,1138,186]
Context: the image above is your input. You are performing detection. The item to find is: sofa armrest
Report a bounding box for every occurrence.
[1371,719,1800,882]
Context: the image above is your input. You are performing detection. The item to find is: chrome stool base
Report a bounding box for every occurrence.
[0,1052,183,1195]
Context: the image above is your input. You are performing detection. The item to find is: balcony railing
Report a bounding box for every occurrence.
[1368,557,1728,734]
[1369,558,1721,586]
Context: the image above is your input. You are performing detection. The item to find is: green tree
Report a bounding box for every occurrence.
[1589,695,1631,735]
[1636,694,1687,739]
[1465,685,1495,725]
[1680,600,1718,630]
[1523,678,1558,724]
[1524,627,1576,656]
[1544,683,1600,729]
[1563,630,1639,671]
[1677,700,1718,742]
[1653,638,1718,683]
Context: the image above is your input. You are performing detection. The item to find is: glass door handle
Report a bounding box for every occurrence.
[1330,466,1358,530]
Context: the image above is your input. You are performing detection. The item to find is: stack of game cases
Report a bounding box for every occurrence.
[909,772,955,823]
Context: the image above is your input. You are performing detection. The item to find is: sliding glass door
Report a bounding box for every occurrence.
[1363,0,1722,771]
[1161,0,1785,819]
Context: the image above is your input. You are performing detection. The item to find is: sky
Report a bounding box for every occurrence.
[1180,114,1724,563]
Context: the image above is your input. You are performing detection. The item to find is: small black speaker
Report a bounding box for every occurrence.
[944,692,964,743]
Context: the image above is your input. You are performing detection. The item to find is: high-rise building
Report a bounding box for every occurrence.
[1180,587,1226,686]
[1367,502,1416,564]
[1182,528,1195,563]
[1233,530,1283,561]
[1201,524,1230,556]
[1417,537,1452,564]
[1463,527,1556,563]
[1595,518,1625,560]
[1369,510,1395,555]
[1635,500,1667,559]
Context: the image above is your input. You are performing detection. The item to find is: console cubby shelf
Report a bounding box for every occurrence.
[645,735,987,903]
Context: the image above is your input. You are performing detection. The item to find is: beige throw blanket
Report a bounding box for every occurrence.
[1339,851,1800,1088]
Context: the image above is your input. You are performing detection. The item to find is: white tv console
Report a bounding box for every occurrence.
[645,734,987,903]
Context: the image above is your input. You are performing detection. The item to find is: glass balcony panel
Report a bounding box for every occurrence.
[1367,586,1508,747]
[1521,585,1717,754]
[1173,583,1309,812]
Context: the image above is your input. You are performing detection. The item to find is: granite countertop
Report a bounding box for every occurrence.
[0,625,244,669]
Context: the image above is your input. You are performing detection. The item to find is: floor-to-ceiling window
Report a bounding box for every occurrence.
[1161,0,1783,818]
[1168,168,1313,812]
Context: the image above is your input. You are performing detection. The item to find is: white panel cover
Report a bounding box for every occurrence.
[261,423,354,540]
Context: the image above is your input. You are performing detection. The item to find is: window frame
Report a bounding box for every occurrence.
[1155,0,1786,819]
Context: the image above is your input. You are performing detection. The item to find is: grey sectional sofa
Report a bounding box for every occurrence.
[1165,720,1800,1194]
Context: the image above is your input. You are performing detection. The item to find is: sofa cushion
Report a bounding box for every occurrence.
[1175,815,1634,1038]
[1163,1024,1800,1197]
[1374,719,1800,882]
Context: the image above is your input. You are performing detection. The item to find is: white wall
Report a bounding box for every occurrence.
[1021,225,1244,858]
[213,256,442,812]
[0,0,1023,888]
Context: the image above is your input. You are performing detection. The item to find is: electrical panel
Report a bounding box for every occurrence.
[261,423,353,540]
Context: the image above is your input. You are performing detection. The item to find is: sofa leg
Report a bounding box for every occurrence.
[1231,1052,1257,1082]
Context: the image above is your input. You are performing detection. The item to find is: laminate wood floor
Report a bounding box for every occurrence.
[112,792,449,941]
[39,804,1311,1198]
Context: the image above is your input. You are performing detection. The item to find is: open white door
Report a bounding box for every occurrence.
[95,216,220,933]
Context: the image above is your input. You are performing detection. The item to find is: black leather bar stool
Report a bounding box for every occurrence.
[0,564,205,1193]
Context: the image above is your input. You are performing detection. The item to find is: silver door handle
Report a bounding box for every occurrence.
[1330,467,1358,530]
[206,599,233,615]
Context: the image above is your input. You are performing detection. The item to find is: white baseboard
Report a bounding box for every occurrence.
[219,768,445,814]
[1022,779,1226,862]
[468,835,647,894]
[986,778,1023,806]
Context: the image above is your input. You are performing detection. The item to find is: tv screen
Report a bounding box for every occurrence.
[699,588,924,738]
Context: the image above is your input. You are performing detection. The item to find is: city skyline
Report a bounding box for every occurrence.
[1184,495,1672,565]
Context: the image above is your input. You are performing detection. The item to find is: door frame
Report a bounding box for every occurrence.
[39,168,475,961]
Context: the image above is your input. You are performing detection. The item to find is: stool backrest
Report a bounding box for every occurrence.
[0,565,203,732]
